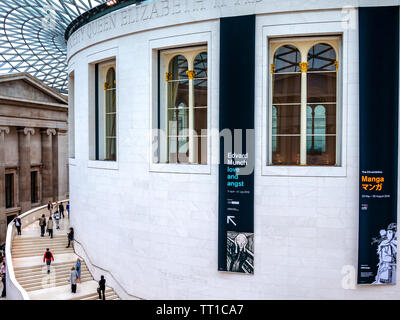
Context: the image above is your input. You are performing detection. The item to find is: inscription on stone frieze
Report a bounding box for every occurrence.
[68,0,263,50]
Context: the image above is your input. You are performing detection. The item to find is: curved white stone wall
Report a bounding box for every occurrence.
[68,0,400,299]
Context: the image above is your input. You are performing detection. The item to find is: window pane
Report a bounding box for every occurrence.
[307,72,336,103]
[169,55,188,80]
[167,81,189,108]
[274,45,301,73]
[308,43,336,72]
[194,135,207,164]
[168,108,189,136]
[194,108,207,136]
[194,52,207,78]
[168,137,189,163]
[307,135,336,165]
[194,79,207,107]
[272,136,300,165]
[105,137,116,161]
[272,104,301,134]
[106,114,116,137]
[105,89,116,113]
[273,73,301,104]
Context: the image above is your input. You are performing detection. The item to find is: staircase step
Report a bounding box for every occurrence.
[17,270,91,284]
[15,266,89,277]
[15,261,83,272]
[24,276,93,291]
[68,288,114,300]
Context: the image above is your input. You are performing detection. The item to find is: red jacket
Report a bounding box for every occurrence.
[43,251,54,262]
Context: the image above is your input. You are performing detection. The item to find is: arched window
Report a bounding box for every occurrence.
[105,67,116,161]
[307,43,336,165]
[271,45,301,165]
[167,55,189,163]
[269,38,339,166]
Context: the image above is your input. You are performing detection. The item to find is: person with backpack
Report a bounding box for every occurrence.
[59,202,65,219]
[39,214,46,237]
[53,210,60,230]
[14,216,22,235]
[47,216,54,238]
[66,227,74,248]
[98,275,106,300]
[69,266,78,293]
[43,248,54,274]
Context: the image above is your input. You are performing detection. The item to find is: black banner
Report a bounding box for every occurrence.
[358,7,399,284]
[218,15,255,274]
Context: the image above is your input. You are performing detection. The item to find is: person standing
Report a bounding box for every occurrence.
[98,275,106,300]
[69,266,78,293]
[66,227,74,248]
[43,248,54,274]
[59,202,65,219]
[66,202,70,219]
[14,216,22,235]
[47,201,53,216]
[54,210,60,230]
[47,216,54,238]
[39,214,46,237]
[1,262,6,298]
[75,258,81,283]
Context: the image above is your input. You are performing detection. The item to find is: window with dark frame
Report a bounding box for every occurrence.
[5,173,14,208]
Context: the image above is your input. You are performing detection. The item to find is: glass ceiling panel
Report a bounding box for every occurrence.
[0,0,107,93]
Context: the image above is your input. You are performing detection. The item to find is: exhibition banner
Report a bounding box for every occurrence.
[218,15,255,274]
[358,7,399,284]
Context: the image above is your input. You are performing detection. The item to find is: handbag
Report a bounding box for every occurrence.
[97,286,101,294]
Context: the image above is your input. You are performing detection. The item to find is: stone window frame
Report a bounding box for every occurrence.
[5,167,18,211]
[149,28,215,175]
[257,11,353,177]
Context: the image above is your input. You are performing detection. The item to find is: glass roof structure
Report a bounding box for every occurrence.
[0,0,108,94]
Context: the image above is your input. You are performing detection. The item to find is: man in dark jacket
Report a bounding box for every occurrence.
[39,215,46,237]
[66,227,74,248]
[14,216,22,235]
[59,202,64,219]
[98,275,106,300]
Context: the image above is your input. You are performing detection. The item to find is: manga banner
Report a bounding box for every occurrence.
[358,7,399,284]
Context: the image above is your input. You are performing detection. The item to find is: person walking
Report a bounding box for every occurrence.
[47,216,54,238]
[69,266,78,293]
[98,275,106,300]
[1,262,6,298]
[14,216,22,235]
[75,258,81,283]
[47,201,53,216]
[39,214,46,237]
[43,248,54,274]
[53,210,60,230]
[59,202,65,219]
[66,202,70,219]
[66,227,74,248]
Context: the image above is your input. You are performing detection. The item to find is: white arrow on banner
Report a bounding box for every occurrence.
[227,215,236,226]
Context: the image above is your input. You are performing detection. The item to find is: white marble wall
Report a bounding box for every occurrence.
[68,2,400,299]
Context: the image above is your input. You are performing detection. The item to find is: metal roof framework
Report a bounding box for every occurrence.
[0,0,107,93]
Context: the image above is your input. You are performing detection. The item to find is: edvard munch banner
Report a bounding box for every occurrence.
[358,7,399,284]
[218,15,255,274]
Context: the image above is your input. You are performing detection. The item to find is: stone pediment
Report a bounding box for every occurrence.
[0,73,67,105]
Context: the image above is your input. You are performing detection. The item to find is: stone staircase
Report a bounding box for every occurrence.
[11,218,120,300]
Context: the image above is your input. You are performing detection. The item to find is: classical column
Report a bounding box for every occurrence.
[0,127,10,244]
[41,128,56,204]
[18,127,35,213]
[299,61,309,165]
[52,129,59,201]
